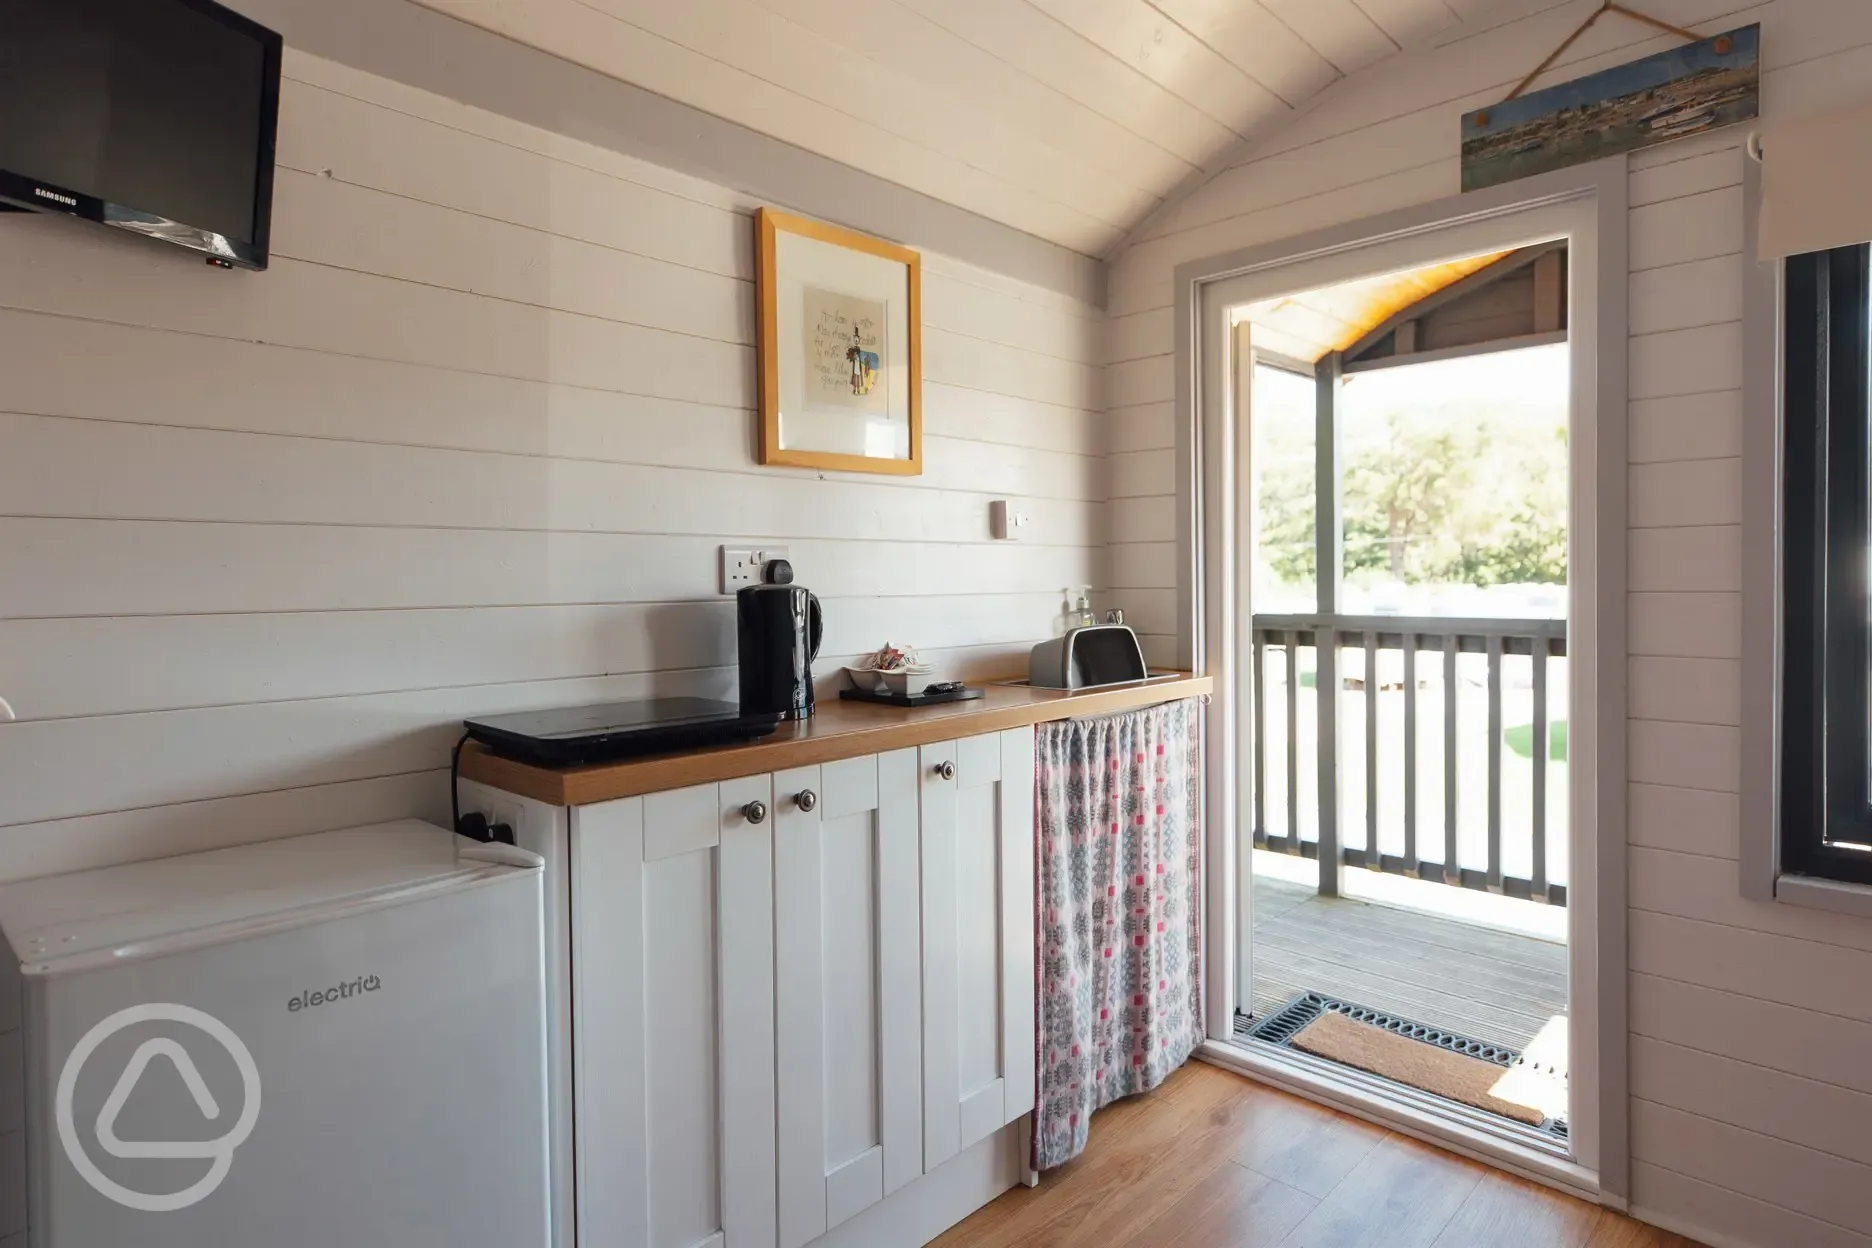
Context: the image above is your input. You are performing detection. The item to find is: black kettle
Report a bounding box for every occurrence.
[736,559,823,721]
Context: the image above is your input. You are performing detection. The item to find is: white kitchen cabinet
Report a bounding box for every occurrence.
[772,750,924,1247]
[562,726,1036,1248]
[569,773,778,1248]
[919,727,1036,1171]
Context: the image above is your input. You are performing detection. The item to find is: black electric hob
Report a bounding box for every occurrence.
[465,698,782,767]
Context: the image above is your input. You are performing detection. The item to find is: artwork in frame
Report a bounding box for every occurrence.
[1461,23,1759,193]
[757,208,922,476]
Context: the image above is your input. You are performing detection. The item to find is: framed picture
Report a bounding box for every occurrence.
[1461,24,1759,192]
[757,208,922,475]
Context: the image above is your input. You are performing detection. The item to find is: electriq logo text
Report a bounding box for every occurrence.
[56,1003,262,1213]
[286,973,382,1014]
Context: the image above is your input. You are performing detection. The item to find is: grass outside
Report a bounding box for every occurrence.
[1506,719,1567,762]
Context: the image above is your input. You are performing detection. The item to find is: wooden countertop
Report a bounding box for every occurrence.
[459,674,1211,807]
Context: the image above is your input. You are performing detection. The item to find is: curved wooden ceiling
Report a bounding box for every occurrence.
[408,0,1521,257]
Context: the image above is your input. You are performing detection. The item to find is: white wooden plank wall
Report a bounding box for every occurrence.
[0,50,1103,880]
[1102,3,1872,1245]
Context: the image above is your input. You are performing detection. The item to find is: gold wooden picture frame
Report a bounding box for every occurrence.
[756,207,922,476]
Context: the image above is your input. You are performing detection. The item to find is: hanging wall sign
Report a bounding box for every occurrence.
[1461,23,1759,193]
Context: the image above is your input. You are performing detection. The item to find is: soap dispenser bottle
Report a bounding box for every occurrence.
[1074,589,1096,628]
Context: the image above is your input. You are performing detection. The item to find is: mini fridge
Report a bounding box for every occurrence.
[0,821,553,1247]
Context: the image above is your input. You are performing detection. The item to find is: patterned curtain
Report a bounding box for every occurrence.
[1031,697,1204,1171]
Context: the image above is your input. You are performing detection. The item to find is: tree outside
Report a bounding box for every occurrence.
[1253,343,1570,618]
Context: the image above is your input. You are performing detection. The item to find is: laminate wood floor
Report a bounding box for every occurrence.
[933,1062,1702,1248]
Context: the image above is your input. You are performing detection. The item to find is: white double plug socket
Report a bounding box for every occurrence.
[719,545,792,594]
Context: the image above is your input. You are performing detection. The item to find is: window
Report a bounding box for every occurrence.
[1781,242,1872,886]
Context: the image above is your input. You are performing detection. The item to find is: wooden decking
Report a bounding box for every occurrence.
[934,1061,1702,1248]
[1249,876,1567,1054]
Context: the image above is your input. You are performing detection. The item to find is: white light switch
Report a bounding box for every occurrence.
[989,500,1029,541]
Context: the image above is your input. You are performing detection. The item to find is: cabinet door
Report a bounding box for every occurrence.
[773,750,923,1248]
[919,727,1036,1171]
[570,775,777,1248]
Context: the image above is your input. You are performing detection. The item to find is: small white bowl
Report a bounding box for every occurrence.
[877,666,936,696]
[843,665,885,693]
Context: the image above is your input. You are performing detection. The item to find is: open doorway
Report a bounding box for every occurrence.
[1182,169,1623,1186]
[1233,249,1572,1141]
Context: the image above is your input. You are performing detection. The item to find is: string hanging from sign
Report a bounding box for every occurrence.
[1480,1,1720,126]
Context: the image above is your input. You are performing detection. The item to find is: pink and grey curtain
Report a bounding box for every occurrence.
[1031,697,1204,1171]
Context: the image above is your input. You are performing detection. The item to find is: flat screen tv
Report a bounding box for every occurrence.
[0,0,282,270]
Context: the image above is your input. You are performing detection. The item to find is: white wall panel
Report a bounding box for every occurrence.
[1629,592,1740,659]
[1631,1101,1872,1237]
[1107,308,1175,366]
[1628,722,1739,794]
[1629,188,1743,271]
[0,309,1095,504]
[0,415,1098,547]
[1109,450,1176,500]
[0,52,1102,872]
[1632,1162,1872,1248]
[1627,145,1743,209]
[0,521,1096,619]
[0,225,754,408]
[1108,403,1176,454]
[1628,657,1740,727]
[274,96,747,273]
[1110,542,1179,591]
[1628,783,1739,859]
[922,383,1099,457]
[1631,910,1872,1023]
[0,672,732,830]
[1629,322,1743,400]
[1628,255,1743,335]
[1630,973,1872,1098]
[1629,391,1742,463]
[1632,847,1872,955]
[1109,495,1179,546]
[0,773,448,886]
[1629,527,1741,593]
[1628,459,1742,529]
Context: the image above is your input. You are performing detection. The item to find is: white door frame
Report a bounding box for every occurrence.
[1170,158,1630,1203]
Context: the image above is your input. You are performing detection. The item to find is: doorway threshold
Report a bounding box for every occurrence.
[1195,1036,1604,1207]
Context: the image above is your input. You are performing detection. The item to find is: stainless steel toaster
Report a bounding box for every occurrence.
[1028,624,1149,690]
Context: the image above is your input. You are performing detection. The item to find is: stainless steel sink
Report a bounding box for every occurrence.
[1026,625,1150,690]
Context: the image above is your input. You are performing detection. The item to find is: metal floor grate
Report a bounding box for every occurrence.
[1236,992,1568,1142]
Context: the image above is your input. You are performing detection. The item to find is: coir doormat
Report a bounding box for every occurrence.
[1240,993,1567,1138]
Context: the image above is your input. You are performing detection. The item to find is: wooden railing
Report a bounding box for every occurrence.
[1249,614,1569,906]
